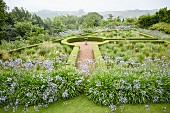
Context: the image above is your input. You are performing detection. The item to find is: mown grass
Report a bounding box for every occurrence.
[0,95,169,113]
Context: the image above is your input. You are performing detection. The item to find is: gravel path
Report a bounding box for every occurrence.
[72,41,99,75]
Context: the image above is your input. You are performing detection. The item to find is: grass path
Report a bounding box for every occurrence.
[1,95,169,113]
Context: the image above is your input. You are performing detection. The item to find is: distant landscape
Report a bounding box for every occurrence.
[32,9,158,19]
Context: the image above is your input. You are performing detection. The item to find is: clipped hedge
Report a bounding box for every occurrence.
[65,36,105,43]
[108,40,166,44]
[105,38,158,41]
[139,33,156,39]
[93,44,107,69]
[98,41,110,46]
[66,45,80,67]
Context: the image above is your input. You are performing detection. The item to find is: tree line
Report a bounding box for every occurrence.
[0,0,170,42]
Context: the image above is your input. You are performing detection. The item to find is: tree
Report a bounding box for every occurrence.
[82,18,95,28]
[138,14,158,28]
[52,17,65,35]
[10,7,32,22]
[80,12,103,29]
[108,14,113,20]
[124,17,138,25]
[155,7,170,23]
[0,0,7,40]
[14,21,33,37]
[103,16,122,27]
[31,14,44,27]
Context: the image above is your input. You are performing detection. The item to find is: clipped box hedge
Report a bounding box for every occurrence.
[139,32,156,39]
[66,45,80,67]
[108,40,166,44]
[93,44,107,69]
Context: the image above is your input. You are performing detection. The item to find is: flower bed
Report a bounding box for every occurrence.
[85,41,170,112]
[0,68,84,112]
[0,42,72,72]
[85,68,170,105]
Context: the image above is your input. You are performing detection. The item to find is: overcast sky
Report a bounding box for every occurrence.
[4,0,170,12]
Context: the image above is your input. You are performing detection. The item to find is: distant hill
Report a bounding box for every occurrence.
[31,9,85,19]
[99,9,158,19]
[31,9,158,19]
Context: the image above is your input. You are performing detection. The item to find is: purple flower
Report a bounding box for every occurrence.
[134,84,140,89]
[163,107,166,112]
[145,105,150,110]
[7,77,12,82]
[109,104,116,111]
[62,90,69,98]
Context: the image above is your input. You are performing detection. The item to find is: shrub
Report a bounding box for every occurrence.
[150,22,170,34]
[137,53,145,62]
[25,48,36,55]
[135,43,145,48]
[1,52,10,61]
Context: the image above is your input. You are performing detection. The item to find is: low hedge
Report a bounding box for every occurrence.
[105,38,158,41]
[108,40,166,44]
[66,36,105,43]
[98,41,110,46]
[61,37,76,48]
[139,33,156,39]
[93,44,107,69]
[66,45,80,67]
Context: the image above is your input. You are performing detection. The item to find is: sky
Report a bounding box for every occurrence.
[4,0,170,12]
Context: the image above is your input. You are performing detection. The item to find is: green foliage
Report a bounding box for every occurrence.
[155,7,170,23]
[150,22,170,34]
[85,68,170,105]
[0,0,7,27]
[10,7,32,22]
[0,0,7,40]
[80,12,103,29]
[0,67,84,107]
[44,17,65,36]
[138,14,158,28]
[93,44,107,69]
[14,21,33,37]
[14,21,45,38]
[103,16,122,27]
[138,29,170,41]
[124,17,138,26]
[67,45,80,67]
[138,7,170,28]
[0,40,28,51]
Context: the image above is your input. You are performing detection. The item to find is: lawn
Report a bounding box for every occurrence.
[0,95,169,113]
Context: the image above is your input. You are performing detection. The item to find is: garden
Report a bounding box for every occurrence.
[0,2,170,112]
[0,28,170,113]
